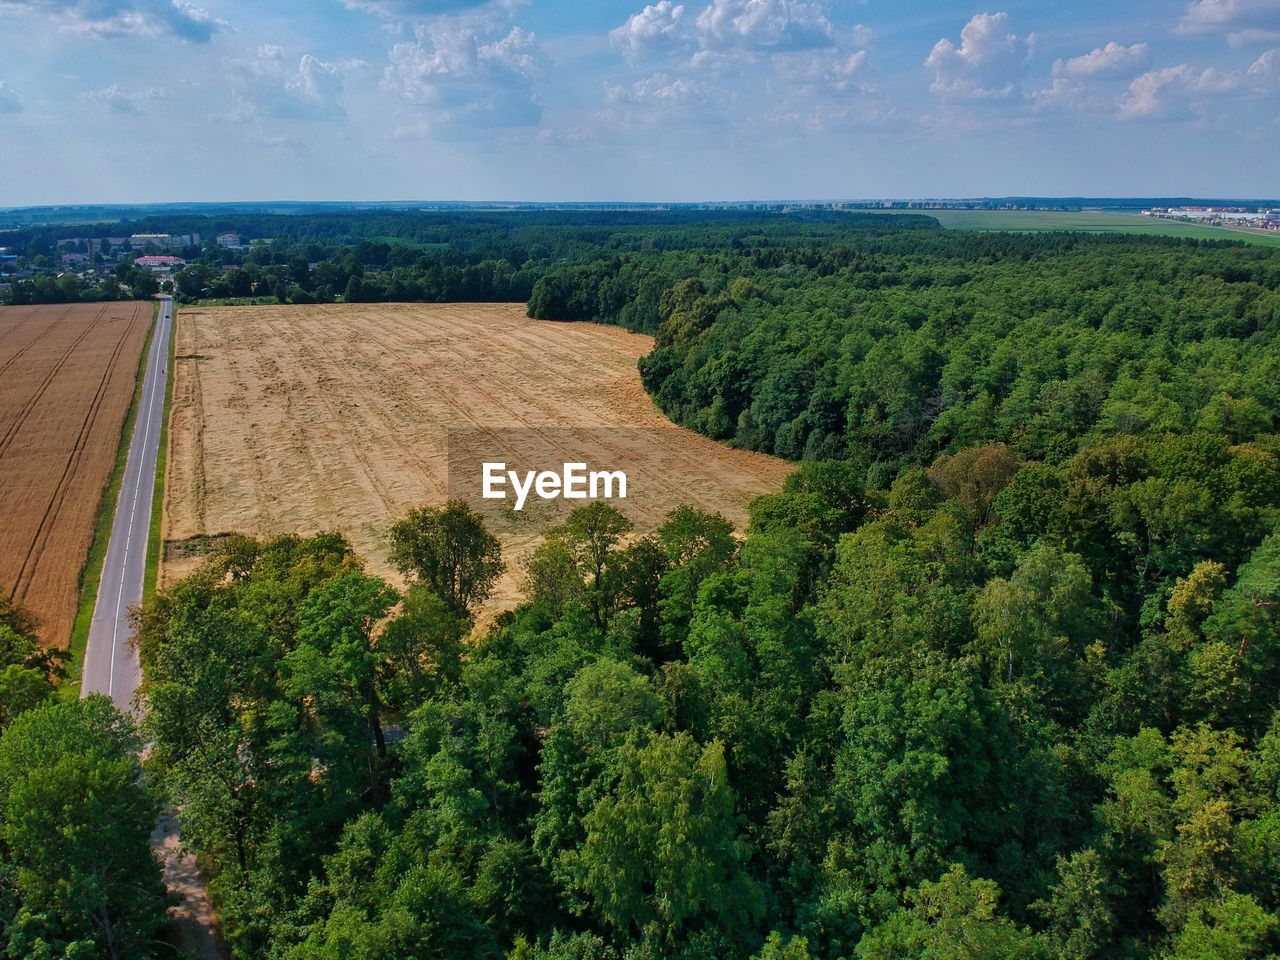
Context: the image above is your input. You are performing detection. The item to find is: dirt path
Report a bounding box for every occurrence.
[152,809,226,960]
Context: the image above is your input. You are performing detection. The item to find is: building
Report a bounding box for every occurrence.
[216,233,243,249]
[135,255,186,273]
[130,233,194,251]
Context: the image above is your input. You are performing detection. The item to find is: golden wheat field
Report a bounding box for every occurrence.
[161,302,793,613]
[0,301,152,647]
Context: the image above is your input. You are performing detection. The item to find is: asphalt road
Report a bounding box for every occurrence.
[81,296,172,713]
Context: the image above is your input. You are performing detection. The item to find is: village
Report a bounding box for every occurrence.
[0,230,249,302]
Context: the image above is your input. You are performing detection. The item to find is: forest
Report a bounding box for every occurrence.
[1,215,1280,959]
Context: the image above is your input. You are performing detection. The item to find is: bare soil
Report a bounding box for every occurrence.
[0,302,152,647]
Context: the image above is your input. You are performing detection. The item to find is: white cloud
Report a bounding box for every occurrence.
[1118,52,1279,119]
[610,1,689,59]
[1178,0,1280,45]
[1249,47,1280,81]
[226,49,351,122]
[342,0,494,15]
[0,80,21,114]
[383,24,545,129]
[606,71,704,105]
[925,11,1035,100]
[694,0,835,54]
[0,0,225,42]
[1037,45,1279,119]
[603,0,873,135]
[80,82,165,114]
[772,46,868,92]
[1053,41,1149,78]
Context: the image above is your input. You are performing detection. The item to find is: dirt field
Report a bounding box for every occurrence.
[0,301,152,647]
[162,303,793,612]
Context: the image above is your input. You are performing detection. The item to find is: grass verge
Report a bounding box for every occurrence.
[143,302,176,607]
[64,300,160,697]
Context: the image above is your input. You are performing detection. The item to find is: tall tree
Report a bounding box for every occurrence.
[390,500,504,619]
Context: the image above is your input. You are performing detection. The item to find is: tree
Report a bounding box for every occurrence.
[287,571,400,807]
[389,500,504,618]
[561,502,633,629]
[1164,892,1278,960]
[0,595,63,727]
[855,865,1044,960]
[576,732,762,946]
[0,696,165,959]
[855,865,1047,960]
[1032,849,1116,960]
[378,585,468,708]
[969,543,1104,721]
[928,443,1021,529]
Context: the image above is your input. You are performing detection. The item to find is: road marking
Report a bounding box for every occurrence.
[106,302,169,701]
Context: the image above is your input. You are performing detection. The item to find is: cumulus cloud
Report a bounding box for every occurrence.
[1052,41,1149,78]
[603,0,873,134]
[1178,0,1280,45]
[694,0,835,55]
[1121,64,1237,118]
[80,82,165,114]
[0,80,21,113]
[226,46,351,121]
[1037,45,1279,119]
[1120,49,1277,119]
[925,11,1035,100]
[609,1,689,59]
[383,24,545,129]
[0,0,225,42]
[610,0,840,64]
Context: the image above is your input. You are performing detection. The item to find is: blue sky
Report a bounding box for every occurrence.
[0,0,1276,203]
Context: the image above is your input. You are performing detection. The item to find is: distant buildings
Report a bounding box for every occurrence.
[135,255,185,273]
[216,233,244,249]
[130,233,198,251]
[1142,206,1280,230]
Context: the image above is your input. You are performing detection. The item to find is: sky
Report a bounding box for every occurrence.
[0,0,1277,204]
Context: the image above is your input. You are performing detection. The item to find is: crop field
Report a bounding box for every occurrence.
[881,208,1280,246]
[0,301,152,648]
[161,302,793,612]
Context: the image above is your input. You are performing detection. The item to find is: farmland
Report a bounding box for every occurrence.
[0,301,152,648]
[160,302,793,612]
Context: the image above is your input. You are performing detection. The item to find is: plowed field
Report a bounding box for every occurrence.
[0,301,152,647]
[161,303,792,612]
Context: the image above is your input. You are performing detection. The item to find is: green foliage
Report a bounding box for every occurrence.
[0,696,165,959]
[390,499,505,618]
[0,595,64,727]
[854,865,1046,960]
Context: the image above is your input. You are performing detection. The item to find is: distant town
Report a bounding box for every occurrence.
[1141,205,1280,232]
[0,230,257,303]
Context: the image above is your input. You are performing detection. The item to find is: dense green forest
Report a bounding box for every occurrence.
[3,209,936,305]
[3,216,1280,959]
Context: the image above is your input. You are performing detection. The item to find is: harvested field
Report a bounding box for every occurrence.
[162,303,793,613]
[0,301,152,647]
